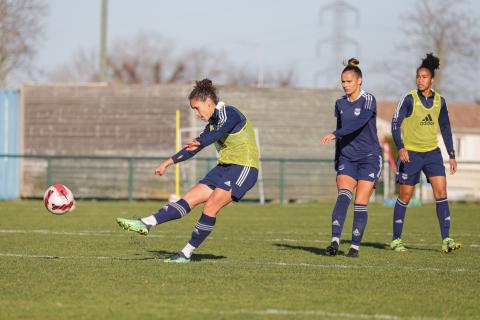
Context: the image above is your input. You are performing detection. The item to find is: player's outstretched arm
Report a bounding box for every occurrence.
[154,158,174,176]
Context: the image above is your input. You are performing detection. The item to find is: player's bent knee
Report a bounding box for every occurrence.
[434,190,447,200]
[398,193,413,203]
[203,199,221,216]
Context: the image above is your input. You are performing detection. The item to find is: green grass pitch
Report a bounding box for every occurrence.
[0,200,478,319]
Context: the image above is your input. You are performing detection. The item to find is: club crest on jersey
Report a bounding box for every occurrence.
[354,108,361,116]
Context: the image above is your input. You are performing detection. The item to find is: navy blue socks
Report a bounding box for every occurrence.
[351,204,368,249]
[142,199,191,226]
[331,189,352,243]
[436,198,451,239]
[393,198,408,239]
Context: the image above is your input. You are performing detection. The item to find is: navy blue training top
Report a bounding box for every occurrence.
[172,102,246,163]
[333,90,382,162]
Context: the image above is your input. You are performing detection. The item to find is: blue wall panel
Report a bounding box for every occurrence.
[0,90,20,199]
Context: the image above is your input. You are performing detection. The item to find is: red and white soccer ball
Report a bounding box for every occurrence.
[43,184,76,215]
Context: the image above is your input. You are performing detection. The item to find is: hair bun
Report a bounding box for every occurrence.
[344,57,360,67]
[422,53,440,70]
[195,78,216,92]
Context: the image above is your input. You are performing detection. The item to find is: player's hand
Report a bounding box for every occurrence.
[154,159,173,176]
[449,159,457,175]
[399,148,410,163]
[184,139,201,151]
[322,133,336,144]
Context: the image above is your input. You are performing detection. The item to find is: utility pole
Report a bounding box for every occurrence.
[315,0,360,88]
[99,0,108,82]
[0,0,8,87]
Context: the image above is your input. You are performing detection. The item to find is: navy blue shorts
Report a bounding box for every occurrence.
[396,148,445,185]
[336,154,383,186]
[199,164,258,202]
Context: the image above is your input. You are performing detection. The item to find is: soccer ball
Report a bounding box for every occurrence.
[43,184,76,215]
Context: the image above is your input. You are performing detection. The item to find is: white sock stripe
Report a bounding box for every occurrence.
[436,199,448,203]
[169,202,187,216]
[354,206,368,211]
[338,192,352,199]
[169,202,186,215]
[195,226,214,232]
[396,199,408,207]
[237,167,251,186]
[338,190,352,199]
[195,222,215,230]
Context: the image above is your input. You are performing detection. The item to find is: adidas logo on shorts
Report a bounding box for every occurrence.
[224,181,231,187]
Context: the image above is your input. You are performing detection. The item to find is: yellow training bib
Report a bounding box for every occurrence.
[209,108,259,169]
[401,90,441,152]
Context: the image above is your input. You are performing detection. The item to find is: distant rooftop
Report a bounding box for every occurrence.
[377,101,480,132]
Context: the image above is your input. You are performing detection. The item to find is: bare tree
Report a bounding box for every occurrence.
[48,49,99,82]
[374,0,480,102]
[49,32,297,88]
[0,0,48,87]
[401,0,480,93]
[108,32,174,84]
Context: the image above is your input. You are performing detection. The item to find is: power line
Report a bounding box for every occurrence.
[314,0,360,87]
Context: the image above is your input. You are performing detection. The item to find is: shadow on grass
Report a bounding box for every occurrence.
[402,246,438,252]
[273,243,345,256]
[340,240,437,252]
[340,240,389,250]
[148,250,227,262]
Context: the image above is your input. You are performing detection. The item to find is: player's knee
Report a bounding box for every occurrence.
[203,199,220,216]
[434,189,447,200]
[398,190,414,203]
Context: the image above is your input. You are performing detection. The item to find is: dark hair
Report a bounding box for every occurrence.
[417,53,440,78]
[342,57,362,78]
[188,78,219,104]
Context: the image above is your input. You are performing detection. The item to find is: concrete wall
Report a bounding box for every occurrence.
[21,83,341,201]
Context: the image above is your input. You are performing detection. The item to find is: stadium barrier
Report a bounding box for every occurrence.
[2,154,338,202]
[1,154,479,203]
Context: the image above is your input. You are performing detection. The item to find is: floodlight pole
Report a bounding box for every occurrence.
[99,0,108,82]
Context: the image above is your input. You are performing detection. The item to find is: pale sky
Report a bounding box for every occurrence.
[28,0,480,102]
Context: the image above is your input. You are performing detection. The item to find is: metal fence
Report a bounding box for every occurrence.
[2,154,339,202]
[2,154,479,203]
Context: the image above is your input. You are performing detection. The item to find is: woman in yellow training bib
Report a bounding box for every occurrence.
[390,53,460,253]
[116,79,259,263]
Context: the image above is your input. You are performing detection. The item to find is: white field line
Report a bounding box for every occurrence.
[0,229,478,249]
[217,308,448,320]
[220,308,401,320]
[0,252,477,273]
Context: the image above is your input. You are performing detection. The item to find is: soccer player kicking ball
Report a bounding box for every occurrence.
[321,58,383,258]
[390,53,461,253]
[116,79,259,263]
